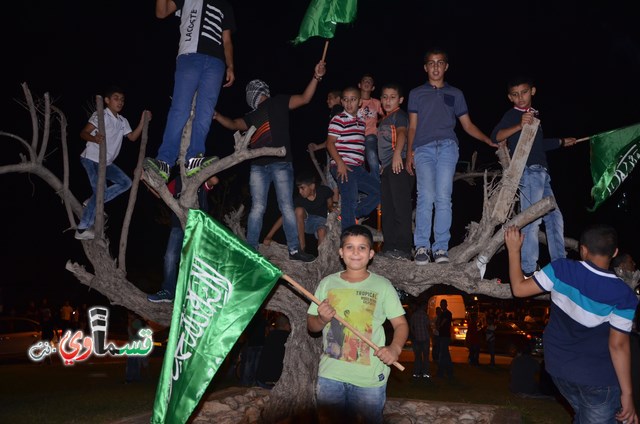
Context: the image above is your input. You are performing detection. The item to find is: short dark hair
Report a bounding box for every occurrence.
[295,173,316,186]
[423,48,448,64]
[328,90,342,98]
[360,73,375,82]
[507,76,534,91]
[342,86,360,98]
[104,85,124,98]
[579,224,618,257]
[340,225,373,248]
[381,82,403,98]
[611,252,632,269]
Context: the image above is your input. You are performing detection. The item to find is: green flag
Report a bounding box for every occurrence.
[151,210,282,424]
[293,0,358,44]
[589,123,640,211]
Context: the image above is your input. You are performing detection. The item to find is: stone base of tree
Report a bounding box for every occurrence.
[111,386,522,423]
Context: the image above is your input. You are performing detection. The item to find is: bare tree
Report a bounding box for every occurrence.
[1,84,567,421]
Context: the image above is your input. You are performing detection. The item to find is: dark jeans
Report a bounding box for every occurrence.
[412,340,430,375]
[437,337,453,378]
[468,345,480,365]
[380,166,414,253]
[240,346,263,387]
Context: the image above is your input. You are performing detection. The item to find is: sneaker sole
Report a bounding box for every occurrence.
[75,232,95,240]
[415,259,430,266]
[147,297,174,303]
[434,258,450,264]
[186,157,219,177]
[143,159,169,182]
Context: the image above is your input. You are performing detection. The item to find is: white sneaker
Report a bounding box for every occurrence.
[74,228,95,240]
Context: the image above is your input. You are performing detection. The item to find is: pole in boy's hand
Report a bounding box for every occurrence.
[321,40,329,62]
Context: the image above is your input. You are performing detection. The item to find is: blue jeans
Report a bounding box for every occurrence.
[552,376,621,424]
[303,214,327,238]
[519,165,566,274]
[316,376,386,424]
[248,162,300,253]
[365,134,380,181]
[331,165,380,231]
[157,53,225,164]
[78,157,132,229]
[161,226,184,295]
[412,340,430,375]
[413,140,458,252]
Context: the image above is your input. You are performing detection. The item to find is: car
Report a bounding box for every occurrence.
[513,321,544,355]
[451,318,468,341]
[0,317,42,358]
[480,320,543,357]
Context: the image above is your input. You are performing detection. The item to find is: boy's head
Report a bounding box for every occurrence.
[423,49,449,83]
[339,225,375,270]
[380,83,404,113]
[611,252,636,273]
[579,224,618,260]
[507,76,536,110]
[246,79,270,110]
[103,85,125,114]
[358,74,375,96]
[341,87,361,115]
[295,173,317,199]
[327,90,342,109]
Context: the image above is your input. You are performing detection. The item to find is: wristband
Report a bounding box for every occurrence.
[314,74,323,82]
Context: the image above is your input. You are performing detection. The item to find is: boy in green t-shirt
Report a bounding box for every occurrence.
[307,225,408,423]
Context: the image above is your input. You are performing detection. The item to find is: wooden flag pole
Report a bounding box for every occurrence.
[575,136,590,144]
[282,274,405,371]
[321,40,329,62]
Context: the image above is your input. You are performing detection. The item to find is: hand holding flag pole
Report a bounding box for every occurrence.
[282,274,405,371]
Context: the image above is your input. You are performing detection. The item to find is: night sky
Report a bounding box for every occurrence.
[1,0,639,311]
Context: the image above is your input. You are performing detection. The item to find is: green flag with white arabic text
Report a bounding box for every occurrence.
[151,210,282,424]
[589,123,640,211]
[293,0,358,44]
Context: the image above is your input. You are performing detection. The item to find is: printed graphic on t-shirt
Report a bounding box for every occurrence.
[324,288,376,365]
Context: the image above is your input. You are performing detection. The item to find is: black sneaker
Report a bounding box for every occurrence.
[186,155,219,177]
[414,247,431,265]
[289,250,316,262]
[143,158,171,182]
[147,289,174,303]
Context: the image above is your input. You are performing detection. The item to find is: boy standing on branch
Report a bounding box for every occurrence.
[213,61,326,262]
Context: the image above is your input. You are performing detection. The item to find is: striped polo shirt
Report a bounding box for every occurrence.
[328,111,365,167]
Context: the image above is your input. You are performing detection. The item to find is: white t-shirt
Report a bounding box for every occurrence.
[80,108,132,165]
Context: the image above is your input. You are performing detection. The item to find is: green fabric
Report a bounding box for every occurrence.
[152,210,282,424]
[293,0,358,44]
[308,271,405,387]
[589,123,640,211]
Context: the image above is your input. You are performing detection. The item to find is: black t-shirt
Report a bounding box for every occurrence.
[437,309,452,339]
[243,95,293,166]
[294,185,333,217]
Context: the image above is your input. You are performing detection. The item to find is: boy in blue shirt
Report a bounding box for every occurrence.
[492,76,577,277]
[505,224,638,423]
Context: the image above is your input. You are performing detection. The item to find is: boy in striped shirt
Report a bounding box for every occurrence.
[505,224,638,423]
[326,87,380,231]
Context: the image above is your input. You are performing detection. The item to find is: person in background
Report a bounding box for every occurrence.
[357,74,384,181]
[409,300,431,379]
[256,314,291,389]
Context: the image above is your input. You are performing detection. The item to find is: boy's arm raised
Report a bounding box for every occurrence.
[156,0,177,19]
[504,226,545,297]
[289,61,326,110]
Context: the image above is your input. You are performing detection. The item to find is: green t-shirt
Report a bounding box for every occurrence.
[308,271,405,387]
